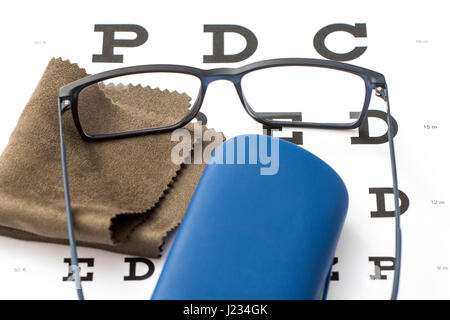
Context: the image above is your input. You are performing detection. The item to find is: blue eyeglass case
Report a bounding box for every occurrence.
[151,134,348,300]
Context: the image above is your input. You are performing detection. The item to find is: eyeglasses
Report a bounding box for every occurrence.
[57,58,401,300]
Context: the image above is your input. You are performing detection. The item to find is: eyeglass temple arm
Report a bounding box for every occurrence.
[58,98,85,300]
[376,86,402,300]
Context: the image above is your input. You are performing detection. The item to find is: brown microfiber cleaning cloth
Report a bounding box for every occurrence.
[0,58,224,257]
[0,134,219,257]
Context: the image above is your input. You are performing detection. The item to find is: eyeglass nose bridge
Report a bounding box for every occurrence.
[201,68,243,86]
[195,69,263,127]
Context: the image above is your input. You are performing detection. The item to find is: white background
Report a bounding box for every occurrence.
[0,0,449,299]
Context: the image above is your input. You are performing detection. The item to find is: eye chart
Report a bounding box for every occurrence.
[0,0,448,299]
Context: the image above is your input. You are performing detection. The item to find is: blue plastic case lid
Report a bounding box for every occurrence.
[152,134,348,300]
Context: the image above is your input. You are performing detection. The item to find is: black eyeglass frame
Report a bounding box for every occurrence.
[57,58,400,301]
[58,58,386,141]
